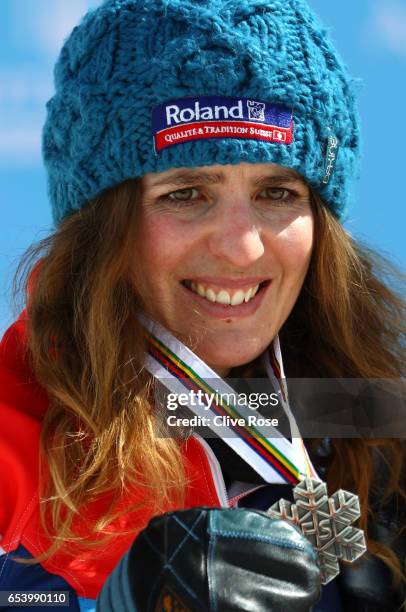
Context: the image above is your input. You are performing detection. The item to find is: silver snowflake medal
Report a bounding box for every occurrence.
[267,478,367,585]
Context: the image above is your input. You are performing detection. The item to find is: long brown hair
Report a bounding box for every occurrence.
[284,191,406,581]
[11,180,406,576]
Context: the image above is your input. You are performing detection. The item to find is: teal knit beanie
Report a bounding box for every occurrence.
[43,0,361,226]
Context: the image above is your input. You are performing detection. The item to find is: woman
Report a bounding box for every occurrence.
[0,0,405,610]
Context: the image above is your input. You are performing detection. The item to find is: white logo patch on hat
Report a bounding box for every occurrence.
[152,95,294,153]
[322,134,339,185]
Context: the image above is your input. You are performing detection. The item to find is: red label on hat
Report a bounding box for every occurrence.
[152,96,294,153]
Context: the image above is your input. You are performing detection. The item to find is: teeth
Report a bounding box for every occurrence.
[186,282,262,306]
[244,284,259,302]
[216,290,231,305]
[206,288,216,302]
[231,290,245,306]
[244,287,253,303]
[197,283,205,297]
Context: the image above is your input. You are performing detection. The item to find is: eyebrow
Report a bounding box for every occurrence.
[147,169,304,188]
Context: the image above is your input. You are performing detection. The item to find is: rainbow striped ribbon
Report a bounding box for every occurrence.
[263,337,318,480]
[141,317,318,485]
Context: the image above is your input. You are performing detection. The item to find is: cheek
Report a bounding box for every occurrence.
[134,215,194,286]
[274,216,314,275]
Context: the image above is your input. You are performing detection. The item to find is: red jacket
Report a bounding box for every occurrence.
[0,312,225,605]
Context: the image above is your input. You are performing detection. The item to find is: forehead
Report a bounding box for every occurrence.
[141,162,305,189]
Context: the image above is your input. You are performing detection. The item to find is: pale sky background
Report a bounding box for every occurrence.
[1,0,405,334]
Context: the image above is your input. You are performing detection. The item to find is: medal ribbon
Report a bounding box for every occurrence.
[264,337,318,479]
[141,317,318,485]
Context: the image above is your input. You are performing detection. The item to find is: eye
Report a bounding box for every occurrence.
[260,187,293,202]
[166,188,200,202]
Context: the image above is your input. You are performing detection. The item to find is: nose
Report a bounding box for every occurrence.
[207,195,265,267]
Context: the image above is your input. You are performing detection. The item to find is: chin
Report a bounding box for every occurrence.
[197,342,265,373]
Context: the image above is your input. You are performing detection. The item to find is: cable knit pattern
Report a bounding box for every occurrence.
[42,0,361,225]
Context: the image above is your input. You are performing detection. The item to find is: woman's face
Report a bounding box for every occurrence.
[133,162,313,375]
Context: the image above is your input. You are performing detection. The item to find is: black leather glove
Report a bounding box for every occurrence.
[97,507,321,611]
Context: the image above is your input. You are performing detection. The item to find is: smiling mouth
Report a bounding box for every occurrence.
[181,280,270,306]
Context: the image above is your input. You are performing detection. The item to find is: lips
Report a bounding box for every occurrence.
[181,278,270,310]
